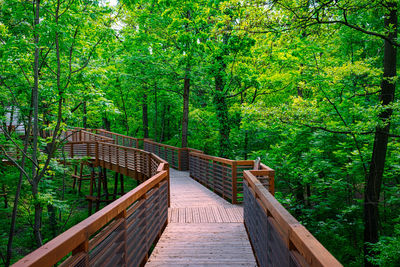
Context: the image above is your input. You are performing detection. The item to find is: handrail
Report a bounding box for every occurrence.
[14,131,170,267]
[143,139,202,170]
[189,151,259,204]
[144,139,181,151]
[89,129,204,171]
[14,171,168,267]
[243,170,342,267]
[94,129,143,148]
[67,129,114,143]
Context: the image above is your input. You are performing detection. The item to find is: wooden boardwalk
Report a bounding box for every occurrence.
[146,169,257,267]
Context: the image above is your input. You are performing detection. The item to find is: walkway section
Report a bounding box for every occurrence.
[146,169,257,266]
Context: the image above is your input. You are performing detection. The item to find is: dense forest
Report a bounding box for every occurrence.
[0,0,399,266]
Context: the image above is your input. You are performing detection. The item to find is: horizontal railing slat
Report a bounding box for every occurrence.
[13,132,170,267]
[244,170,342,267]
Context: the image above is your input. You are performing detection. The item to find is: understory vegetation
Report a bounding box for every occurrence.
[1,0,400,266]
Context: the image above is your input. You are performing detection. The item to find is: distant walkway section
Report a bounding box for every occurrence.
[146,169,256,266]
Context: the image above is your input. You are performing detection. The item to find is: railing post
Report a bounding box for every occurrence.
[72,239,89,266]
[269,170,275,195]
[232,161,237,204]
[178,149,182,170]
[95,143,99,166]
[166,163,170,207]
[125,148,128,175]
[116,146,120,173]
[147,153,151,178]
[117,210,128,265]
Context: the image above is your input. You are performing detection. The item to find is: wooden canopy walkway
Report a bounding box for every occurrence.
[12,129,342,267]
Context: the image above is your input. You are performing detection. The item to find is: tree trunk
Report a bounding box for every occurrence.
[243,130,248,160]
[214,58,230,158]
[31,0,42,248]
[364,3,397,266]
[154,83,158,140]
[181,69,190,148]
[83,101,87,129]
[160,103,166,142]
[32,184,43,247]
[102,116,111,131]
[142,93,149,138]
[117,81,129,135]
[166,105,170,140]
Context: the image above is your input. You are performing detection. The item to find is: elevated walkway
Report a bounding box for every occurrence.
[12,129,342,267]
[147,169,256,266]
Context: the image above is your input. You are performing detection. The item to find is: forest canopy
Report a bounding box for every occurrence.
[1,0,399,266]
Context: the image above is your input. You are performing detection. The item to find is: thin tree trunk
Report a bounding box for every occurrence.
[83,101,87,129]
[243,130,248,160]
[2,184,7,208]
[154,83,158,140]
[181,69,190,148]
[364,3,397,266]
[102,115,111,131]
[214,58,230,158]
[160,103,166,142]
[117,81,129,134]
[5,120,31,266]
[166,105,170,140]
[32,0,42,247]
[142,93,149,138]
[8,106,14,133]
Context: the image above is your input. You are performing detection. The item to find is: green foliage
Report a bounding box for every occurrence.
[1,0,400,265]
[368,217,400,266]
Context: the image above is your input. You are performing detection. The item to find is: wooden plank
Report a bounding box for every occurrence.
[147,223,256,266]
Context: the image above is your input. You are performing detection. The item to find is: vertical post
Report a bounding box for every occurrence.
[118,210,128,265]
[108,143,111,168]
[269,170,275,196]
[211,160,215,192]
[125,148,128,175]
[232,161,237,204]
[166,163,170,207]
[72,240,89,266]
[178,149,182,171]
[95,142,99,166]
[147,153,151,177]
[116,146,120,173]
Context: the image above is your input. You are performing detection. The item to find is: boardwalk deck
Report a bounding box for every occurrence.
[146,169,257,267]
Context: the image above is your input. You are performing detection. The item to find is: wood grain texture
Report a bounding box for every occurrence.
[146,169,256,267]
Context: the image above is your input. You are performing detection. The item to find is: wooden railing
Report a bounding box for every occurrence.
[14,133,170,267]
[189,152,255,204]
[66,129,114,143]
[143,140,201,171]
[94,129,143,149]
[243,170,342,267]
